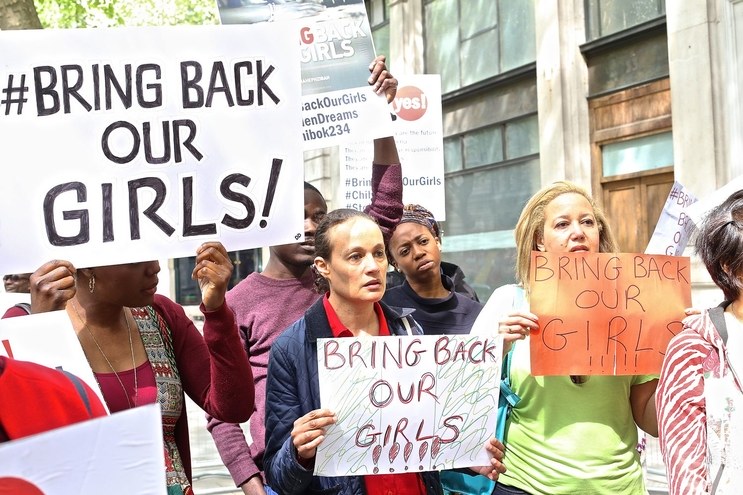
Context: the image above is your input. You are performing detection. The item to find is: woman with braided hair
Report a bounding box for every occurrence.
[382,204,483,336]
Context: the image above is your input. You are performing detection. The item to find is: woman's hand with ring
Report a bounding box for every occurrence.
[498,311,539,355]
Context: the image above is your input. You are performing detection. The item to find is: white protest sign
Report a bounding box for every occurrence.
[0,404,165,494]
[0,311,106,409]
[216,0,392,150]
[685,175,743,226]
[645,181,698,255]
[0,24,303,275]
[315,334,501,476]
[340,75,445,218]
[0,293,30,311]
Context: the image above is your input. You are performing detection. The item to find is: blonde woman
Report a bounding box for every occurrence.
[471,181,657,495]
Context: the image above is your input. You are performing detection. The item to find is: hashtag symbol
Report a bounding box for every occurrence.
[1,74,29,115]
[346,191,351,199]
[669,188,678,200]
[346,203,352,209]
[345,178,351,187]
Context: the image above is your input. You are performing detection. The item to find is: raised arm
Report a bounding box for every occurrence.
[160,242,253,423]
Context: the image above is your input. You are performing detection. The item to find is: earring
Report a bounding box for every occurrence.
[89,274,96,294]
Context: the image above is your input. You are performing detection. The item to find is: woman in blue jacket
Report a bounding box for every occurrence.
[263,208,506,495]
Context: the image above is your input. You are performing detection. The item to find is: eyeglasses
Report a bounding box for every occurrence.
[3,274,29,282]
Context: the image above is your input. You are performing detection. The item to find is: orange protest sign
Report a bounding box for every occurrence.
[529,251,691,376]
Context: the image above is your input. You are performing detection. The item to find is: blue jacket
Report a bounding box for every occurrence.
[264,298,444,495]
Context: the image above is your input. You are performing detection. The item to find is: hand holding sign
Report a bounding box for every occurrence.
[192,241,233,312]
[469,437,507,481]
[291,408,337,464]
[497,310,538,354]
[28,260,77,314]
[368,55,398,104]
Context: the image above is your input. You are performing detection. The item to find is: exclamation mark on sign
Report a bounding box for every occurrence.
[403,441,413,470]
[2,339,14,359]
[259,158,283,229]
[418,441,428,471]
[372,444,382,474]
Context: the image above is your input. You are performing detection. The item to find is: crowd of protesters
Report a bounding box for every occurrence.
[2,51,741,495]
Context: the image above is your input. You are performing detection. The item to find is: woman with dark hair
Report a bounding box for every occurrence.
[384,205,480,303]
[383,204,482,336]
[22,241,253,495]
[657,189,743,495]
[207,56,403,495]
[262,209,506,495]
[383,206,485,494]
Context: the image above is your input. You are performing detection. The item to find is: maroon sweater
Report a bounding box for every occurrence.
[208,163,403,487]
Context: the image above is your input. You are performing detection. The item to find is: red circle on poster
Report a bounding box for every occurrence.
[0,477,45,495]
[392,86,428,121]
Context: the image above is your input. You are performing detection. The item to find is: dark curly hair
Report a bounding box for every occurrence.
[695,189,743,301]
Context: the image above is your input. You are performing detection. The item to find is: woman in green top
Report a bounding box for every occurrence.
[471,181,658,495]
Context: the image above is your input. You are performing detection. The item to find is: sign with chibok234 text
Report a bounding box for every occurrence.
[315,334,502,476]
[529,251,691,375]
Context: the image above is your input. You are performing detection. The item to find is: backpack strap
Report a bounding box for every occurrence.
[401,315,413,335]
[496,348,520,442]
[708,301,743,392]
[13,302,31,314]
[58,368,94,417]
[708,301,731,344]
[500,350,520,406]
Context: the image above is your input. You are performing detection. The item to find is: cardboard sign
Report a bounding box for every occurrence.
[216,0,392,150]
[0,311,106,409]
[0,404,165,494]
[315,334,501,476]
[0,24,303,274]
[645,181,698,255]
[529,251,691,375]
[340,75,446,219]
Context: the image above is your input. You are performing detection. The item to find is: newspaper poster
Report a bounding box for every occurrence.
[216,0,393,149]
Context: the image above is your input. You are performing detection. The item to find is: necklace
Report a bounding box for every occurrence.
[71,300,138,409]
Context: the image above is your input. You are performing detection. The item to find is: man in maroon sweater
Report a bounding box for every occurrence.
[207,57,402,495]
